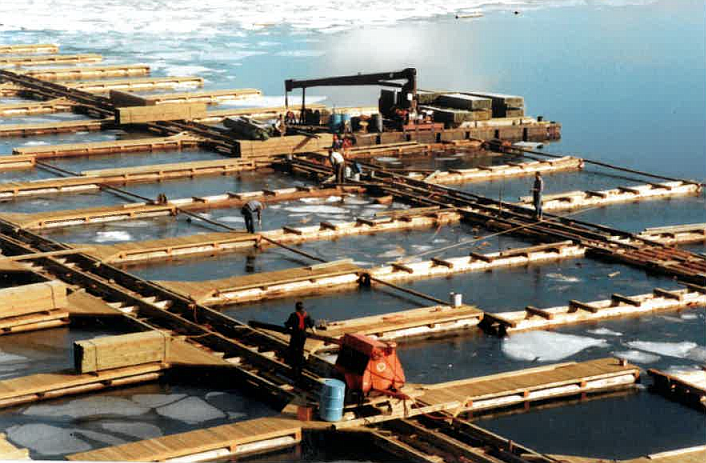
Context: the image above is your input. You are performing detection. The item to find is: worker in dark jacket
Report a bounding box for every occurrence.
[241,200,264,234]
[284,301,315,377]
[532,172,544,219]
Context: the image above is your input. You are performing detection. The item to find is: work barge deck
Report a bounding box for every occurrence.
[0,44,704,462]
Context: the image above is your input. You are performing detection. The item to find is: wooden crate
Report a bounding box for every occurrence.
[0,281,67,317]
[74,331,170,374]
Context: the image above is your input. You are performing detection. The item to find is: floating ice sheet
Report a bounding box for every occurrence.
[102,421,163,440]
[613,349,660,364]
[502,331,608,362]
[587,328,623,337]
[7,424,91,455]
[156,396,226,423]
[94,231,132,243]
[131,393,187,408]
[23,396,150,419]
[626,341,704,360]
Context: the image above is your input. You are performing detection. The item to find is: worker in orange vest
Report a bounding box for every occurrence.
[284,301,316,377]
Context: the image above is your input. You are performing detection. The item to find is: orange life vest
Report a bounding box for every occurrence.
[295,311,308,330]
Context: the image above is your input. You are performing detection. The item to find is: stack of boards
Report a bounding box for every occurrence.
[418,90,525,126]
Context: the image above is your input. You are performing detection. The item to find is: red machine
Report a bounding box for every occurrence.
[334,333,405,395]
[249,321,406,396]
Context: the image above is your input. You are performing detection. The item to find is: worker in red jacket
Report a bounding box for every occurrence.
[284,301,315,377]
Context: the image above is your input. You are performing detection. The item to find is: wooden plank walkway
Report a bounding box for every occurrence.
[0,118,112,137]
[0,97,76,117]
[554,446,706,463]
[518,181,702,212]
[306,304,484,353]
[23,64,150,81]
[0,155,35,171]
[81,208,461,265]
[638,222,706,245]
[416,357,639,416]
[371,241,586,283]
[0,54,102,66]
[482,286,706,335]
[410,156,583,185]
[0,43,58,54]
[158,260,362,306]
[0,185,364,230]
[68,76,203,93]
[0,159,259,199]
[648,368,706,410]
[11,133,201,159]
[67,417,302,461]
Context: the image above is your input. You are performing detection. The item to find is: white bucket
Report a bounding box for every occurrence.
[450,292,463,307]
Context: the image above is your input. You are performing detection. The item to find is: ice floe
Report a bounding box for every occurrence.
[94,231,132,243]
[131,393,187,408]
[23,396,150,419]
[7,424,91,455]
[502,331,608,362]
[627,340,705,361]
[155,396,226,423]
[102,422,163,440]
[545,273,581,283]
[587,328,623,337]
[284,205,349,214]
[613,349,660,364]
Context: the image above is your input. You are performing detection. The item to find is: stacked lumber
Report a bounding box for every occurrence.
[465,91,525,117]
[421,105,491,124]
[435,93,492,111]
[74,331,170,374]
[116,103,207,124]
[235,134,333,160]
[0,281,67,317]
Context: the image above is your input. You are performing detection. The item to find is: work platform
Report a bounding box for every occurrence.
[158,260,363,306]
[67,417,303,462]
[648,368,706,411]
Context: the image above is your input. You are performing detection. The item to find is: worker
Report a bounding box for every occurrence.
[241,200,264,234]
[284,301,315,377]
[275,114,286,137]
[328,148,346,184]
[532,172,544,219]
[155,193,168,205]
[331,133,343,151]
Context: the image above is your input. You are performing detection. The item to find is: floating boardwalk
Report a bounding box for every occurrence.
[0,43,58,54]
[482,286,706,335]
[0,186,363,229]
[519,181,702,211]
[555,446,706,463]
[0,97,76,117]
[648,368,706,411]
[638,222,706,245]
[157,260,363,306]
[0,53,102,66]
[67,76,203,93]
[0,118,113,137]
[67,417,304,462]
[22,64,151,80]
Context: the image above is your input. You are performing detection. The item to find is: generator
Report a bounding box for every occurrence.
[334,333,405,396]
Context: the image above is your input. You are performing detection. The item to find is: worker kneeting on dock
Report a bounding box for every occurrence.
[241,200,265,234]
[284,301,316,377]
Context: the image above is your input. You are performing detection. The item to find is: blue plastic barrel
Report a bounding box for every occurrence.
[329,113,343,132]
[341,113,352,130]
[319,378,345,422]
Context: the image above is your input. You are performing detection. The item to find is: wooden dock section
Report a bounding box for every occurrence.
[481,286,706,335]
[0,159,258,199]
[0,118,113,137]
[81,208,462,265]
[555,446,706,463]
[415,357,639,417]
[0,186,363,230]
[67,417,302,462]
[648,368,706,410]
[0,155,35,171]
[519,181,702,212]
[11,133,201,159]
[0,43,58,54]
[68,76,203,93]
[371,241,586,283]
[0,53,102,66]
[411,156,583,185]
[307,304,484,353]
[638,222,706,245]
[157,260,362,306]
[140,88,262,105]
[0,434,29,460]
[0,97,76,117]
[23,64,150,81]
